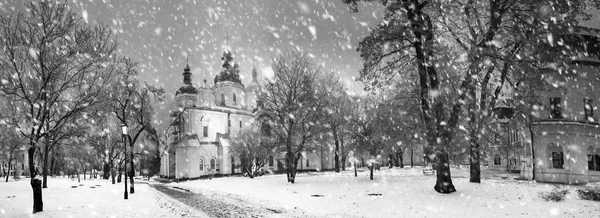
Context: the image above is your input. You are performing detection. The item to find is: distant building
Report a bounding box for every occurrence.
[160,50,333,179]
[517,26,600,184]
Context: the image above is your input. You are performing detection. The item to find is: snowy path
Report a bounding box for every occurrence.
[151,183,317,218]
[0,177,207,217]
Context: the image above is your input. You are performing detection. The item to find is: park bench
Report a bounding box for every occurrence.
[422,168,435,176]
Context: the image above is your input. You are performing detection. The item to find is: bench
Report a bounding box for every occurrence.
[422,169,435,176]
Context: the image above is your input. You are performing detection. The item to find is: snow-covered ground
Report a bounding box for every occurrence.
[169,167,600,218]
[0,176,206,218]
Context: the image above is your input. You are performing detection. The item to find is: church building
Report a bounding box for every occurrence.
[160,50,334,179]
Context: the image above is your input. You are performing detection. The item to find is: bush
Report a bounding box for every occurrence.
[577,189,600,201]
[539,188,568,202]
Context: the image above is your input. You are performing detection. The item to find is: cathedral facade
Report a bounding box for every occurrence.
[160,50,334,179]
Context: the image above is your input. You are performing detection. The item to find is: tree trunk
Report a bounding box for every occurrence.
[340,138,346,171]
[398,152,404,168]
[433,145,456,194]
[111,162,115,184]
[6,160,11,182]
[286,152,299,184]
[49,152,56,177]
[83,166,87,180]
[29,146,43,213]
[369,164,374,180]
[129,144,135,194]
[354,157,358,177]
[42,144,50,188]
[117,168,122,183]
[410,148,414,168]
[469,139,481,183]
[333,128,340,172]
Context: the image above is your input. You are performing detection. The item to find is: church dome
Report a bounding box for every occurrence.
[214,50,243,85]
[175,63,199,96]
[175,85,198,96]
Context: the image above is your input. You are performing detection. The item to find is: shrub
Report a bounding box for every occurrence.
[577,189,600,202]
[539,188,568,202]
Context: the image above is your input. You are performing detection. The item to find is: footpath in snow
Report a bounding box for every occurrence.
[0,176,207,218]
[168,167,600,218]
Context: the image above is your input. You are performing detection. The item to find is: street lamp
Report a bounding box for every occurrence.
[121,124,128,200]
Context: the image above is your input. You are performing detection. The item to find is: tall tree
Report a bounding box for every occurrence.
[110,58,164,194]
[0,1,118,212]
[260,51,326,183]
[350,96,387,180]
[344,0,462,193]
[319,71,352,172]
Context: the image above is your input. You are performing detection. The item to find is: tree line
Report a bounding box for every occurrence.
[0,1,163,213]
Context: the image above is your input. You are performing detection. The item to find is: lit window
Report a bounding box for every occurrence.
[584,98,595,122]
[550,97,562,119]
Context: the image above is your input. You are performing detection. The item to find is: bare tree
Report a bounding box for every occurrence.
[319,71,353,172]
[350,97,387,180]
[229,124,277,178]
[260,51,326,183]
[0,1,118,212]
[110,58,164,194]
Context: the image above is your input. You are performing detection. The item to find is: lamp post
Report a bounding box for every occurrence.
[121,124,128,200]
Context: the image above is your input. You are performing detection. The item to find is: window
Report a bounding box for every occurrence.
[199,159,204,171]
[239,121,242,128]
[228,118,231,127]
[552,152,564,168]
[548,143,564,169]
[221,93,225,106]
[233,94,237,104]
[550,97,562,119]
[588,146,600,171]
[584,98,595,122]
[261,122,271,136]
[268,156,274,167]
[306,158,310,167]
[210,159,216,170]
[203,126,208,137]
[494,155,501,165]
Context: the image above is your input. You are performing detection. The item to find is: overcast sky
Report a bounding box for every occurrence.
[1,0,599,130]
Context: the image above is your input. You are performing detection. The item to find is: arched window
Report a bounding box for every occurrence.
[588,146,600,171]
[494,154,501,165]
[239,120,242,128]
[210,159,216,170]
[199,159,204,171]
[221,93,225,106]
[233,94,237,104]
[548,143,564,169]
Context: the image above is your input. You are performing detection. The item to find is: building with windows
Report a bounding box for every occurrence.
[160,50,334,179]
[520,26,600,184]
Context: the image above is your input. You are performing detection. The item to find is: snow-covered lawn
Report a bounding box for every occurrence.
[0,176,205,218]
[169,167,600,218]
